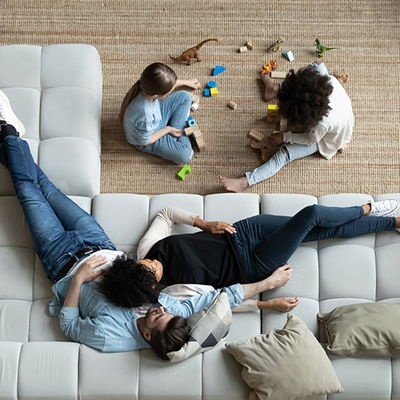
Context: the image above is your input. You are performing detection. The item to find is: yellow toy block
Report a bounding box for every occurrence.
[210,87,218,97]
[267,104,280,114]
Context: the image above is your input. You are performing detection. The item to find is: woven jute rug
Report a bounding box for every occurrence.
[1,0,399,197]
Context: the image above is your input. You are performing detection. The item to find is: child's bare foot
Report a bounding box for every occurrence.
[219,176,249,193]
[260,74,279,102]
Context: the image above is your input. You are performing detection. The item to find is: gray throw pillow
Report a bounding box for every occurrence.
[167,290,232,362]
[318,302,400,357]
[225,314,343,400]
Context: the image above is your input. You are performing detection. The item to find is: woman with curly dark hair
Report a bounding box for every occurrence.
[219,61,354,193]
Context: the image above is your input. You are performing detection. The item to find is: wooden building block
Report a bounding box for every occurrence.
[270,71,287,79]
[280,118,288,131]
[196,136,206,150]
[246,40,253,50]
[191,94,200,103]
[192,129,202,139]
[239,46,248,53]
[190,103,199,111]
[184,125,200,136]
[248,129,264,142]
[228,101,237,110]
[337,142,348,154]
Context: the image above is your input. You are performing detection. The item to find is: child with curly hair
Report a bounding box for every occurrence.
[119,62,200,164]
[220,61,354,192]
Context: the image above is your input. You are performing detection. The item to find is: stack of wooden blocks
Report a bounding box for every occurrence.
[184,119,205,151]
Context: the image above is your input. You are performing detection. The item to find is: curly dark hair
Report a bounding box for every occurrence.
[98,255,165,308]
[277,67,333,128]
[149,316,190,360]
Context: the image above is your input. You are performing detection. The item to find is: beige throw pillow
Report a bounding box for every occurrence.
[225,314,343,400]
[318,302,400,357]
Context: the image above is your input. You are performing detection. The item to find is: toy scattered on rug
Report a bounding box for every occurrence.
[169,38,219,66]
[177,165,192,180]
[184,124,206,151]
[333,69,349,85]
[187,116,196,126]
[282,50,294,62]
[267,38,285,53]
[260,60,279,74]
[248,129,264,142]
[239,40,253,53]
[228,100,237,109]
[270,71,287,79]
[315,38,339,58]
[249,139,269,163]
[213,65,225,76]
[190,93,200,111]
[204,80,218,97]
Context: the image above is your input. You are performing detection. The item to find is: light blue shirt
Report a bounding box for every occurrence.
[123,91,162,147]
[49,276,244,353]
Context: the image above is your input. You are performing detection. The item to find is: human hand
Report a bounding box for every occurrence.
[186,78,201,90]
[267,131,284,146]
[73,255,107,284]
[203,220,236,234]
[270,297,299,312]
[270,264,293,289]
[169,127,183,137]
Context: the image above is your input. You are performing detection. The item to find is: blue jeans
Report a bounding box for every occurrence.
[246,61,328,186]
[233,204,396,283]
[0,134,116,282]
[141,90,193,164]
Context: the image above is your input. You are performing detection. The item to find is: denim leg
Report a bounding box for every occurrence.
[0,136,81,280]
[35,165,116,251]
[159,90,191,130]
[245,143,318,186]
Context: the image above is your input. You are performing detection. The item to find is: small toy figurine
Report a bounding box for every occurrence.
[260,60,279,74]
[267,38,285,53]
[169,39,219,66]
[315,38,339,58]
[333,69,349,85]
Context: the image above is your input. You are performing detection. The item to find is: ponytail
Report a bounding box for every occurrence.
[118,80,141,127]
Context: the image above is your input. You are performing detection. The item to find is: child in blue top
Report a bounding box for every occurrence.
[119,63,200,164]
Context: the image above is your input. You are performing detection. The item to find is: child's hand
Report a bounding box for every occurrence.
[267,131,284,146]
[169,127,183,137]
[186,78,201,90]
[271,297,299,312]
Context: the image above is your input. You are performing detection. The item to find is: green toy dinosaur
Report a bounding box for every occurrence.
[315,38,339,58]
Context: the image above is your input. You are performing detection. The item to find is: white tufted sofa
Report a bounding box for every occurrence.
[1,45,400,400]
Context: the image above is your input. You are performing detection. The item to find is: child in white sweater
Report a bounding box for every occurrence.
[220,61,354,192]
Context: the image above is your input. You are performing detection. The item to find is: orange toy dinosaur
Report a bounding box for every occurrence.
[169,39,219,66]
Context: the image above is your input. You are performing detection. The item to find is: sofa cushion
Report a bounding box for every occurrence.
[167,290,232,362]
[318,302,400,357]
[226,314,343,400]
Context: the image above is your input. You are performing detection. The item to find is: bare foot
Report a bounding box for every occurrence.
[219,175,248,193]
[260,74,279,102]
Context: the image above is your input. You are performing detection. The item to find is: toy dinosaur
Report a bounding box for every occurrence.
[315,38,339,58]
[169,39,219,66]
[260,60,279,74]
[267,38,285,53]
[333,69,349,85]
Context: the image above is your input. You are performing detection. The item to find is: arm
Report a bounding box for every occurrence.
[137,207,198,259]
[283,125,328,146]
[193,216,236,235]
[142,126,183,145]
[174,78,200,90]
[64,255,107,308]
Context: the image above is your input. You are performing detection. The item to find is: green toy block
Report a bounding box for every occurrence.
[177,165,192,180]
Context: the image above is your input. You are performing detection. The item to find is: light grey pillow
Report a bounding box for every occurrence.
[226,314,343,400]
[167,290,232,362]
[318,302,400,357]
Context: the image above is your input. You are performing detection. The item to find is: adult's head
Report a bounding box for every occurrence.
[98,255,164,308]
[118,62,177,126]
[142,306,190,360]
[277,67,333,128]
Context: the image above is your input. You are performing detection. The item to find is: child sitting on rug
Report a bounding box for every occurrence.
[119,63,200,164]
[220,61,354,192]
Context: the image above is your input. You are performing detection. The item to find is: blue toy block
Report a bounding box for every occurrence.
[187,119,196,127]
[207,80,217,89]
[213,65,225,76]
[204,88,210,97]
[282,50,294,62]
[187,116,194,121]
